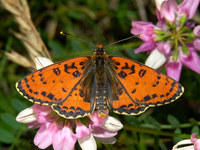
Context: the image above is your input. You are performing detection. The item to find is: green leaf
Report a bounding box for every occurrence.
[189,118,198,124]
[167,115,180,128]
[191,125,199,134]
[173,128,182,143]
[0,129,14,144]
[1,113,22,130]
[144,116,161,129]
[11,99,28,112]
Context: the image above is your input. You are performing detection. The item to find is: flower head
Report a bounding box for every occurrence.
[172,133,200,150]
[16,57,123,150]
[131,0,200,81]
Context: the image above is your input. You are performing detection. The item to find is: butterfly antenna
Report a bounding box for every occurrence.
[60,31,96,47]
[104,34,142,48]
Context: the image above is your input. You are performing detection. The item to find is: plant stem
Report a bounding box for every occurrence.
[9,124,26,150]
[124,126,190,138]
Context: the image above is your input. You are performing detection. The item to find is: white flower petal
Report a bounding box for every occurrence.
[16,107,37,123]
[155,0,168,11]
[96,137,117,144]
[172,139,194,150]
[101,116,123,132]
[35,57,53,70]
[78,134,97,150]
[145,49,166,69]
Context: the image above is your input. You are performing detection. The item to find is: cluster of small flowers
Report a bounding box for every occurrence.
[131,0,200,149]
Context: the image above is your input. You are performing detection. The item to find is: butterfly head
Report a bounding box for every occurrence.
[94,44,106,54]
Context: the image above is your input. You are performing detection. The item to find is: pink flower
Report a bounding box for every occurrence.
[131,21,157,53]
[131,0,200,81]
[172,133,200,150]
[193,25,200,51]
[178,0,200,19]
[17,104,122,150]
[160,0,178,22]
[16,57,123,150]
[191,133,200,150]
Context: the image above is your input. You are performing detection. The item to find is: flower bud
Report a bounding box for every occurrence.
[182,45,190,55]
[101,116,123,132]
[173,49,179,61]
[16,107,37,123]
[180,15,187,26]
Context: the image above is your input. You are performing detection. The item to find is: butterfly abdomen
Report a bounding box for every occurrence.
[95,85,107,117]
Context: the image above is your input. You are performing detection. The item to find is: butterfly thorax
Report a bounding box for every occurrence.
[93,45,108,117]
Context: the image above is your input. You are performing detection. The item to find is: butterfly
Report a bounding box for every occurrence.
[16,44,184,119]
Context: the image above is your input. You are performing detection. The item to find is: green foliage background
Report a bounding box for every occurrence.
[0,0,200,149]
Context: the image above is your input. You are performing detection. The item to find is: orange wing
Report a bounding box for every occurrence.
[107,56,184,115]
[16,56,95,119]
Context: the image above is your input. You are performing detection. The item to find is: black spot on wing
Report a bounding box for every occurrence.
[157,76,161,80]
[34,91,38,95]
[53,68,61,75]
[152,94,158,98]
[152,81,159,87]
[79,62,85,65]
[121,63,129,69]
[129,65,135,74]
[71,62,77,69]
[47,93,54,100]
[114,62,120,66]
[62,88,67,92]
[118,71,127,78]
[73,71,81,78]
[139,69,147,77]
[41,91,46,97]
[160,94,164,98]
[26,84,30,88]
[131,89,136,94]
[24,78,28,83]
[166,92,170,96]
[144,95,151,101]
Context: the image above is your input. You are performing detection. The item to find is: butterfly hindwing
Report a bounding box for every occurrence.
[52,84,96,119]
[106,80,148,115]
[107,56,184,115]
[16,56,95,119]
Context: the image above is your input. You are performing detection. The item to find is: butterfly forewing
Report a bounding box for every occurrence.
[16,56,95,119]
[106,56,184,115]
